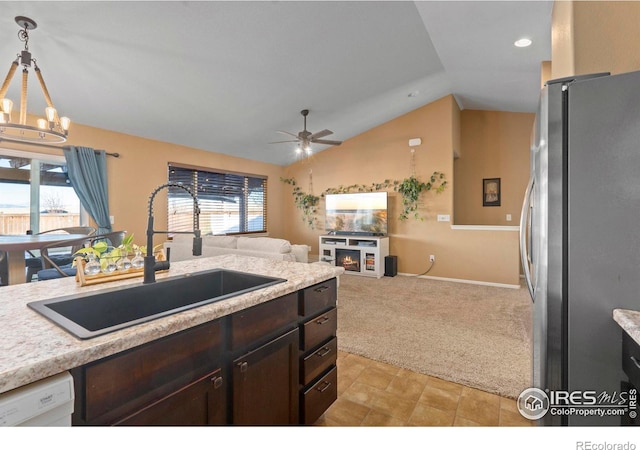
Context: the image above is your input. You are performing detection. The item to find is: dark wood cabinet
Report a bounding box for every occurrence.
[114,369,226,426]
[72,319,223,425]
[301,366,337,425]
[70,277,338,426]
[298,278,338,424]
[229,293,298,351]
[232,328,299,425]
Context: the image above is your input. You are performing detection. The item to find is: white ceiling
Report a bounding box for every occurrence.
[0,1,553,166]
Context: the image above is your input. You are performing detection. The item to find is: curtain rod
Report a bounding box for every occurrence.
[0,139,120,157]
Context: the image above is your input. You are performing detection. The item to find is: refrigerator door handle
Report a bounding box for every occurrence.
[520,176,535,300]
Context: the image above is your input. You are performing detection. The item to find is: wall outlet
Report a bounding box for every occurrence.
[506,214,512,221]
[429,254,436,263]
[437,214,450,222]
[109,215,115,225]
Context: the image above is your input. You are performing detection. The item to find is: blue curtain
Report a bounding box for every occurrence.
[63,146,112,234]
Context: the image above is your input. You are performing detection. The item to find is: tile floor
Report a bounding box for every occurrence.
[314,351,534,426]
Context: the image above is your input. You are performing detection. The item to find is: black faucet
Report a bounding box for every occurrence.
[144,182,202,284]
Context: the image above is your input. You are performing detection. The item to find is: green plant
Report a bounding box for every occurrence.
[395,172,447,220]
[281,177,321,229]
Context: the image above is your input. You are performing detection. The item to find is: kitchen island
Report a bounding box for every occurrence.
[613,309,640,427]
[0,255,342,425]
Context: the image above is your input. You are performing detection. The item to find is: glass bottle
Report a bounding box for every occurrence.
[117,249,132,271]
[131,250,145,269]
[84,253,101,276]
[102,254,117,274]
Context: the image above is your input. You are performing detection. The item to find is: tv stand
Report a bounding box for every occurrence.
[319,235,389,279]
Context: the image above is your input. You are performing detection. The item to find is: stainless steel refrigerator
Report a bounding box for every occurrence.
[520,71,640,426]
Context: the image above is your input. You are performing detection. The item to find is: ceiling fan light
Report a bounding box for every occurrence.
[514,38,532,48]
[60,116,71,131]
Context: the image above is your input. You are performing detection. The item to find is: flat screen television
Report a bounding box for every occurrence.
[325,192,387,235]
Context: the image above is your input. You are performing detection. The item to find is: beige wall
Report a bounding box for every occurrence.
[7,120,287,249]
[454,110,534,225]
[283,96,520,286]
[553,1,640,78]
[551,1,575,79]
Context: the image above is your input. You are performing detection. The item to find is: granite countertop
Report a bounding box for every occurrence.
[613,309,640,345]
[0,255,341,395]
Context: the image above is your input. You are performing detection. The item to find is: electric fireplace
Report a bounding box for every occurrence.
[335,248,361,272]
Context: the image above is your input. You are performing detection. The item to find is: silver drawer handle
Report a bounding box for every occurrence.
[316,346,332,357]
[631,356,640,370]
[315,316,330,325]
[317,381,332,393]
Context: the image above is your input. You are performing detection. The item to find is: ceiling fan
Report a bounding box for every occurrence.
[270,109,342,155]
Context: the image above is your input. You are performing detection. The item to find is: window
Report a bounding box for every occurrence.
[0,149,86,235]
[168,164,267,235]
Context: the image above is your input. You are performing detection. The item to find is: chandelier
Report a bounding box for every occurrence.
[0,16,70,144]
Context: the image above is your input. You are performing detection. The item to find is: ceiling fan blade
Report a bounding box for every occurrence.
[269,140,299,144]
[312,139,342,146]
[309,129,333,140]
[276,130,299,138]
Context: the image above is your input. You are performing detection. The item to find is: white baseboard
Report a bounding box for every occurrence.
[396,272,521,289]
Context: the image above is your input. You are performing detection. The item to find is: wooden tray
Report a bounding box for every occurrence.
[74,253,166,286]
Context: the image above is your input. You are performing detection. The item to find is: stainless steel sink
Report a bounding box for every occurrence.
[28,268,286,339]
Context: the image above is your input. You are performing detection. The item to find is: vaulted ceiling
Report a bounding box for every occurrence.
[0,1,553,166]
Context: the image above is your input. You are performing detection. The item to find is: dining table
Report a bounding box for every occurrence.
[0,234,89,285]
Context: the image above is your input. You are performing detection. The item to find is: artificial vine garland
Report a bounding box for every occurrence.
[281,171,447,229]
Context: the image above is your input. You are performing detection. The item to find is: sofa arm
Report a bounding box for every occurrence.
[290,244,311,263]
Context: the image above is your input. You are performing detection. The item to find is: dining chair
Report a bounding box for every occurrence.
[25,227,97,282]
[36,231,126,281]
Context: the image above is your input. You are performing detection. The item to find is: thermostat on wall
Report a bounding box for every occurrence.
[409,138,422,147]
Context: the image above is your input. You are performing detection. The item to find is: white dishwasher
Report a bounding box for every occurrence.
[0,372,74,426]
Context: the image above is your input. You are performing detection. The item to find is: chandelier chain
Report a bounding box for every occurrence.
[18,28,29,51]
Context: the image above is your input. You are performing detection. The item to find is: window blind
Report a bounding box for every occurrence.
[168,164,267,235]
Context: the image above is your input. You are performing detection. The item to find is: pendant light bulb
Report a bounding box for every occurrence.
[2,98,13,115]
[60,116,70,131]
[45,106,56,122]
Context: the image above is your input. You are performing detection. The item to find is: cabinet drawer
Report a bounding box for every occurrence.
[302,307,337,352]
[82,320,222,424]
[114,369,226,426]
[623,331,640,388]
[301,366,337,425]
[230,293,298,351]
[301,337,337,386]
[300,278,337,316]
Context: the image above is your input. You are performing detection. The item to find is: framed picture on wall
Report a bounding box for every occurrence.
[483,178,501,207]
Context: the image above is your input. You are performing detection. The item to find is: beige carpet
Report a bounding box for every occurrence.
[336,274,532,399]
